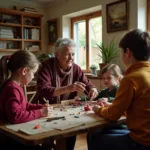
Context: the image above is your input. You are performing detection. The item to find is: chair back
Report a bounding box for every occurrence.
[0,56,9,89]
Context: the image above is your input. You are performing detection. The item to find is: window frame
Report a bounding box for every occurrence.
[71,11,102,72]
[147,0,150,30]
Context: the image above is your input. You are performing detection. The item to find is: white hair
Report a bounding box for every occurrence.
[55,38,76,53]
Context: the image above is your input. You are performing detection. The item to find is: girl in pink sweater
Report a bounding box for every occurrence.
[0,50,53,149]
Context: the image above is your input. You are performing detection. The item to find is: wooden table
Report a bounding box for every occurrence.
[0,100,126,150]
[0,117,126,150]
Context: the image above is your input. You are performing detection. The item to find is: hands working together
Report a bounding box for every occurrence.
[92,99,112,114]
[69,81,98,101]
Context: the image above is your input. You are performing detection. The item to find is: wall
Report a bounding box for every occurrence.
[45,0,139,70]
[138,0,147,30]
[0,0,48,56]
[0,0,147,70]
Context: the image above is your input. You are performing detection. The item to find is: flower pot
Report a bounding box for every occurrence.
[91,69,97,75]
[99,63,108,70]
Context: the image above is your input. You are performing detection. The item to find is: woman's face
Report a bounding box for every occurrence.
[56,46,75,70]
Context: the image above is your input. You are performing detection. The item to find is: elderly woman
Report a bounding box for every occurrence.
[33,38,98,150]
[34,38,98,104]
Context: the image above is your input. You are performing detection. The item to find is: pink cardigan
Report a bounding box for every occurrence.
[0,81,43,124]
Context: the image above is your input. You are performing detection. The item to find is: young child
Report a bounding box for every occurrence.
[94,64,122,103]
[88,29,150,150]
[0,50,53,149]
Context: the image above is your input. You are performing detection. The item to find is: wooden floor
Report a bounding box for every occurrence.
[74,133,87,150]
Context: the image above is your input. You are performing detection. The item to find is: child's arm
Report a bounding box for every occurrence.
[6,89,42,124]
[94,89,106,100]
[26,103,43,111]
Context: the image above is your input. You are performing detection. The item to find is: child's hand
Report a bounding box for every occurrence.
[88,88,98,101]
[98,101,112,107]
[40,106,53,117]
[97,97,109,103]
[92,105,101,114]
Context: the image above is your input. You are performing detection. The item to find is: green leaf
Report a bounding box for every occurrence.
[95,39,119,63]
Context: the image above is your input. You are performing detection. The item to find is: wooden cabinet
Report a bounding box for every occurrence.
[0,8,43,52]
[88,76,106,91]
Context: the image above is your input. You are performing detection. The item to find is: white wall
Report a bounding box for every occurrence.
[137,0,147,30]
[0,0,147,70]
[0,0,48,56]
[45,0,139,70]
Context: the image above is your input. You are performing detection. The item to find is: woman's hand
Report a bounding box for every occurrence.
[69,82,86,93]
[88,88,98,101]
[40,105,53,117]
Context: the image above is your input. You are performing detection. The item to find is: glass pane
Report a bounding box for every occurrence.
[74,21,86,70]
[89,17,102,69]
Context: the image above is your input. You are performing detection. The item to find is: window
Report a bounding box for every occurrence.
[148,0,150,31]
[71,11,102,72]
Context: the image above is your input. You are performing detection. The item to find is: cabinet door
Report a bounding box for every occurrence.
[100,79,106,90]
[89,79,101,91]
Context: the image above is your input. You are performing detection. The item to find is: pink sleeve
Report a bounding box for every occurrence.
[26,103,43,110]
[6,89,42,124]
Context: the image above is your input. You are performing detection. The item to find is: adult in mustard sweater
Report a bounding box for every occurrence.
[87,29,150,150]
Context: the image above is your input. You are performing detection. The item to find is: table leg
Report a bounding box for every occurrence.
[42,139,55,150]
[56,138,66,150]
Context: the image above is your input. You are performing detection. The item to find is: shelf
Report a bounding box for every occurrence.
[29,49,40,52]
[0,49,21,52]
[0,8,43,53]
[0,8,43,18]
[0,49,40,52]
[23,39,41,42]
[0,22,21,27]
[23,25,40,28]
[0,38,22,41]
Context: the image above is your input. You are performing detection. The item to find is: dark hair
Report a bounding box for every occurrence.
[119,29,150,61]
[101,64,122,79]
[8,50,40,72]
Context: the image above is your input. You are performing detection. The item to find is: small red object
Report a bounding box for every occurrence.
[84,105,91,111]
[34,125,40,129]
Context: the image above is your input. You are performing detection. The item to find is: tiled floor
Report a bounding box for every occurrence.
[74,133,87,150]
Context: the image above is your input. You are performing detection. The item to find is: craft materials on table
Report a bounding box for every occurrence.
[43,97,49,105]
[34,124,40,129]
[6,101,104,135]
[46,116,65,122]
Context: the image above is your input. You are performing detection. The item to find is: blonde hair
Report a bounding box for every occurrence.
[101,64,123,80]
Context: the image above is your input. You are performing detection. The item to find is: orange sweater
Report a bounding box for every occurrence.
[99,62,150,146]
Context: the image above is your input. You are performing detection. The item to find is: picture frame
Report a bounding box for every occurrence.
[47,19,59,45]
[106,0,128,33]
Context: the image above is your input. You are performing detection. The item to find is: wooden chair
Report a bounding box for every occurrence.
[23,80,37,102]
[0,55,9,88]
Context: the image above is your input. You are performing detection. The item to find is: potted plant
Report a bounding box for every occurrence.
[90,64,98,75]
[96,39,119,70]
[37,53,54,62]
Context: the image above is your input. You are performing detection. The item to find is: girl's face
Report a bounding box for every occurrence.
[102,70,119,89]
[21,64,39,85]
